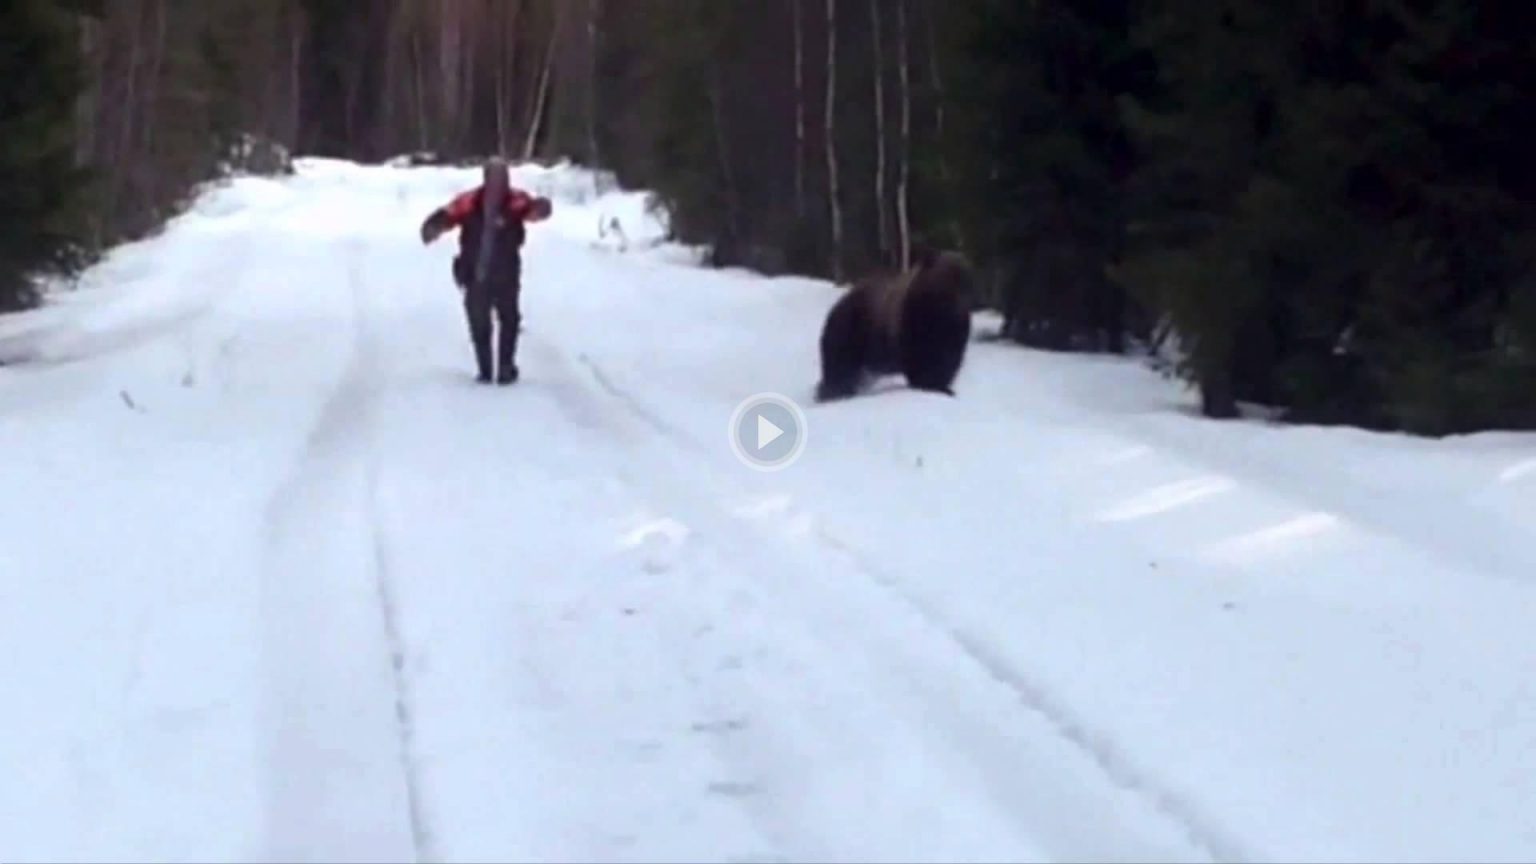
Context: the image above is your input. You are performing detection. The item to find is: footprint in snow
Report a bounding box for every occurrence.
[690,717,748,735]
[707,780,759,798]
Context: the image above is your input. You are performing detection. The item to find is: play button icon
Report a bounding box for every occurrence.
[729,392,807,471]
[758,414,784,449]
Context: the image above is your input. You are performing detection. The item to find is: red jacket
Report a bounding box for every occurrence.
[421,184,552,285]
[437,185,549,227]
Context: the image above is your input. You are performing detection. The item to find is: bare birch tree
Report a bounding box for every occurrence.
[494,0,523,154]
[921,0,963,253]
[792,0,806,217]
[520,1,563,161]
[587,0,601,165]
[895,0,912,269]
[871,0,888,262]
[824,0,842,280]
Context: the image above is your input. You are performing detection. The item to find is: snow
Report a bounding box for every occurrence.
[3,156,1536,863]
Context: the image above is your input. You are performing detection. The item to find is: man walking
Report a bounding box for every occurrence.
[419,158,552,384]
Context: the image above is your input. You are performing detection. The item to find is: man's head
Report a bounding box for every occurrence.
[483,157,510,196]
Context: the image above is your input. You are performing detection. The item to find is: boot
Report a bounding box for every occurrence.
[473,338,493,383]
[496,317,520,385]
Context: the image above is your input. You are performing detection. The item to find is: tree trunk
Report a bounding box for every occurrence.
[491,1,506,155]
[520,3,562,162]
[75,16,99,169]
[439,4,460,146]
[1201,375,1239,419]
[921,0,964,253]
[139,0,169,222]
[824,0,842,281]
[871,0,888,262]
[413,27,430,151]
[494,41,508,154]
[586,0,601,166]
[895,0,911,269]
[709,67,742,262]
[343,52,365,151]
[287,6,303,149]
[495,1,523,155]
[1200,342,1240,418]
[457,4,478,153]
[108,0,145,232]
[792,0,806,217]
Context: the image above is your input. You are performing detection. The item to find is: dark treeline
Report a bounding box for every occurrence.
[4,0,592,309]
[600,0,1536,435]
[5,0,1535,435]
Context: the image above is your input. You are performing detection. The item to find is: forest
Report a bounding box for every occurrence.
[4,0,1534,435]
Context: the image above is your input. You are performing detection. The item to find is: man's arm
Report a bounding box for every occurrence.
[420,188,481,244]
[505,188,553,223]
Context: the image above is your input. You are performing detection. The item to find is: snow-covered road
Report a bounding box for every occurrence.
[3,159,1535,862]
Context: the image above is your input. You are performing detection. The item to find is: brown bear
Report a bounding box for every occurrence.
[815,248,974,402]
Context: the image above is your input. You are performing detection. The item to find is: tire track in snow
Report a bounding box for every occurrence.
[354,247,437,864]
[363,461,434,864]
[517,339,801,861]
[808,527,1254,864]
[562,344,1249,860]
[524,337,1226,862]
[355,339,793,861]
[256,239,429,863]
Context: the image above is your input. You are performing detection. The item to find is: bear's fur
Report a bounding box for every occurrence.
[815,248,974,402]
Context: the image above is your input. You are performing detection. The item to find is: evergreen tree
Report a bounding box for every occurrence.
[642,1,740,264]
[1116,0,1294,417]
[3,0,1527,435]
[0,0,91,311]
[1122,0,1536,431]
[1332,0,1536,433]
[948,0,1148,353]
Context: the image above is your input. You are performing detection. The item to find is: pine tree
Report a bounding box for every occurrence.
[632,0,737,261]
[1332,0,1536,433]
[1118,0,1295,417]
[0,0,92,312]
[948,0,1147,352]
[1122,0,1536,431]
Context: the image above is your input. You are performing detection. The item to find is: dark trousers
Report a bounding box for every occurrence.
[463,275,521,380]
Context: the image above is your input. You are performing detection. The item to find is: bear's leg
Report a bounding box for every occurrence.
[816,293,869,402]
[900,296,970,396]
